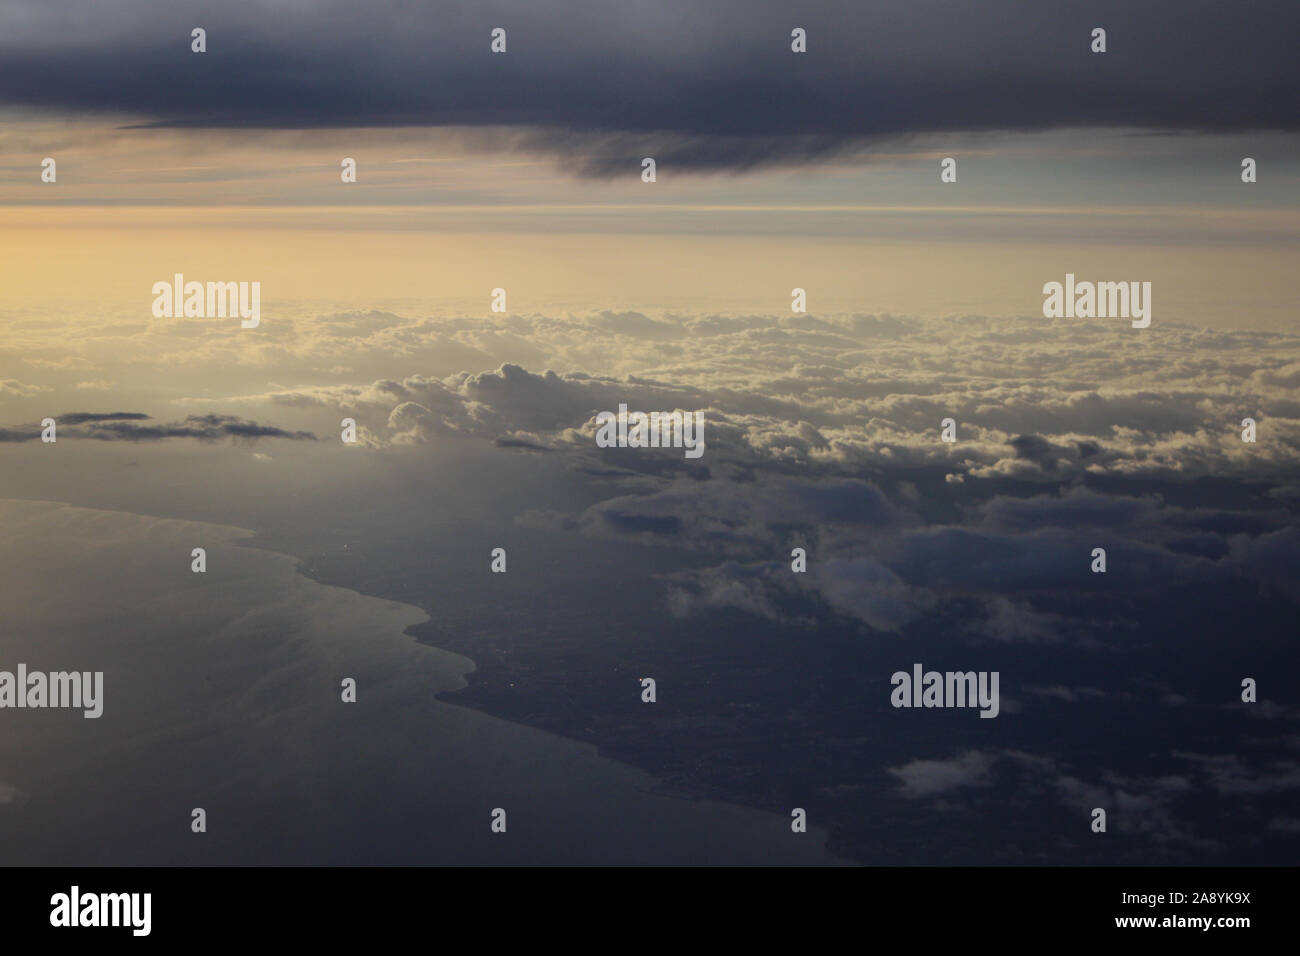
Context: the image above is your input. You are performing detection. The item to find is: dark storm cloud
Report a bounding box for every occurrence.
[1009,434,1061,472]
[0,413,316,442]
[493,436,554,453]
[84,414,317,442]
[0,0,1296,172]
[57,412,151,425]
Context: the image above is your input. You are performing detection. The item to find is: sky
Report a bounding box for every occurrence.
[1,0,1299,865]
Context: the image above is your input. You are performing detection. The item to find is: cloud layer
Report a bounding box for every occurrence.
[7,307,1298,643]
[0,412,315,443]
[1,1,1297,171]
[64,306,1286,647]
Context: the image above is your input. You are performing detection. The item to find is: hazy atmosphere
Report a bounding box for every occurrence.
[1,0,1298,866]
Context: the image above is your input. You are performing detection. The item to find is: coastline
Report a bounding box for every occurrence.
[0,497,851,865]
